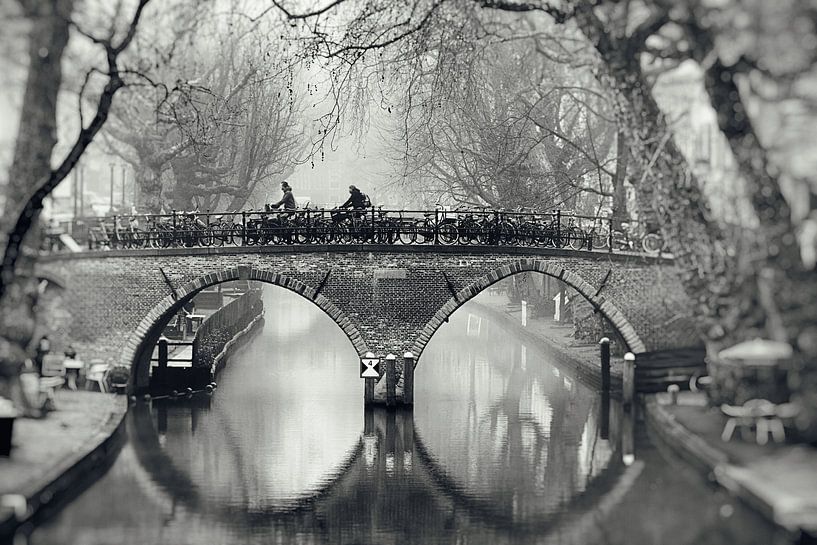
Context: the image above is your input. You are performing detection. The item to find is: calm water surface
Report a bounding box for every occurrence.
[26,289,780,544]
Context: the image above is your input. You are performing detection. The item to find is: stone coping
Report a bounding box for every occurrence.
[38,243,672,264]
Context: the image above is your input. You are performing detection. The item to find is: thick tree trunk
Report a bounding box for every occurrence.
[135,162,164,213]
[570,1,750,348]
[701,57,817,347]
[0,0,73,409]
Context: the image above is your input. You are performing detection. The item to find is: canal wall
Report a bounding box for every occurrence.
[151,289,264,392]
[193,287,264,374]
[0,394,128,540]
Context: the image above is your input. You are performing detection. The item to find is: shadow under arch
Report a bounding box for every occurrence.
[411,259,647,361]
[122,265,369,392]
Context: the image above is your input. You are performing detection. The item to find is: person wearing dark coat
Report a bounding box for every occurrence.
[271,181,297,210]
[340,185,368,210]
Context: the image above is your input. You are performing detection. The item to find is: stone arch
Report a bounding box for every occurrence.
[411,259,647,359]
[122,265,369,392]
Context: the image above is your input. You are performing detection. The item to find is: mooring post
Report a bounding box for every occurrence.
[364,351,376,405]
[385,353,397,408]
[403,352,415,405]
[157,336,169,389]
[623,352,636,408]
[600,337,611,393]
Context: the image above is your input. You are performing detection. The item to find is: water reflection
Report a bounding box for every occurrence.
[27,289,780,545]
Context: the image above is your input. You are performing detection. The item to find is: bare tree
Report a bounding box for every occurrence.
[0,0,150,407]
[103,5,307,212]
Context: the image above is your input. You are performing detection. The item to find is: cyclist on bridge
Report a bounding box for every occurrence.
[270,181,297,211]
[338,185,370,218]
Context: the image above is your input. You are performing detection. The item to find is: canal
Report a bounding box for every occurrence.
[25,287,778,544]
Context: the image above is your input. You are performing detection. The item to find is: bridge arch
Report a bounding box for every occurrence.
[123,265,369,391]
[412,259,648,359]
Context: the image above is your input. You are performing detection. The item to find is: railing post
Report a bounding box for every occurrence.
[403,351,415,405]
[493,210,500,245]
[385,353,397,408]
[371,205,376,243]
[555,209,561,247]
[623,352,636,408]
[241,211,247,245]
[600,337,610,393]
[608,216,614,253]
[112,215,118,249]
[433,209,440,244]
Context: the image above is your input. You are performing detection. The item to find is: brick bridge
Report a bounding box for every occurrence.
[36,245,699,401]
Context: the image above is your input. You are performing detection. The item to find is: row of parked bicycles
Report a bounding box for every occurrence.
[55,207,667,255]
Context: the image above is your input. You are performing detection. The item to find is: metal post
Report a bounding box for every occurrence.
[608,216,614,253]
[555,209,561,247]
[121,164,126,209]
[371,205,376,243]
[72,168,78,219]
[109,162,115,212]
[623,352,636,408]
[403,352,415,405]
[241,211,247,245]
[600,337,611,393]
[434,209,440,245]
[79,166,85,217]
[385,353,396,408]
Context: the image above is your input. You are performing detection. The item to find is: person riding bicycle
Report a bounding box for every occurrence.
[267,181,297,242]
[337,185,370,220]
[270,181,297,211]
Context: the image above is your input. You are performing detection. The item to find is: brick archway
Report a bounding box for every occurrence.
[411,260,647,359]
[124,265,369,391]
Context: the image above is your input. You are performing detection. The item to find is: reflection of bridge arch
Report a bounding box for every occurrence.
[128,398,627,537]
[128,402,365,521]
[126,266,368,391]
[413,260,647,360]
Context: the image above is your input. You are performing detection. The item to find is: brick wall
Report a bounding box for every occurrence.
[37,245,699,394]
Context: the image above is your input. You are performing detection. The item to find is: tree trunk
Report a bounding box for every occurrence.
[1,0,73,408]
[611,128,629,229]
[571,2,749,348]
[135,162,164,213]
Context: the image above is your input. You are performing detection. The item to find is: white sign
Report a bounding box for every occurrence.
[360,357,380,378]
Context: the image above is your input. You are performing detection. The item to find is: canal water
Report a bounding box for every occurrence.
[26,287,779,544]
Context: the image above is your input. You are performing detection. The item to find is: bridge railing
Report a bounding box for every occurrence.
[40,208,668,256]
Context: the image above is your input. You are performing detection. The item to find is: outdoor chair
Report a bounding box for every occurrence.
[86,361,110,393]
[721,398,799,445]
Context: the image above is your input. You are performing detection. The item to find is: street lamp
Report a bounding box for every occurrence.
[109,162,116,213]
[121,164,127,210]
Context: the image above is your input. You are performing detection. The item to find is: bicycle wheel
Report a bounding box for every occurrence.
[415,220,434,244]
[497,221,515,245]
[438,223,458,245]
[198,227,214,247]
[642,233,662,254]
[334,224,352,244]
[593,228,610,250]
[398,224,416,244]
[568,227,586,250]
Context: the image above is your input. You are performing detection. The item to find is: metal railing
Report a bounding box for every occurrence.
[42,207,668,256]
